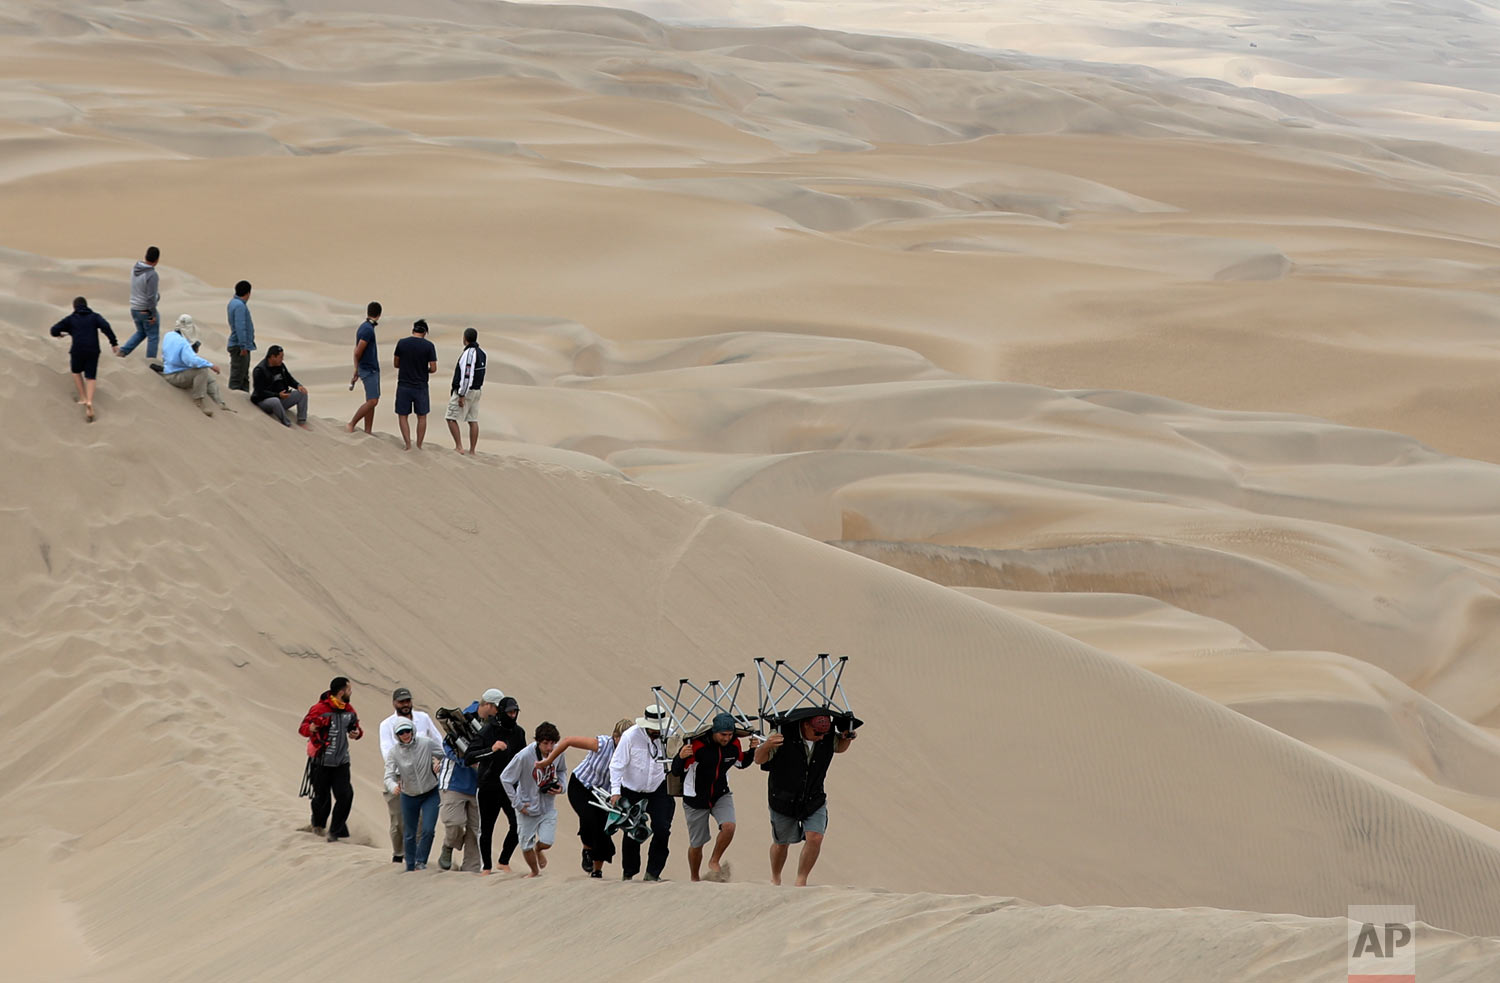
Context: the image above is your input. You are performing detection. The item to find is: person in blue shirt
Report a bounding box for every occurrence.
[49,296,118,422]
[345,301,382,434]
[226,280,255,392]
[161,315,230,416]
[392,318,438,451]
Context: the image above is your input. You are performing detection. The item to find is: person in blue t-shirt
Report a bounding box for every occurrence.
[345,301,383,434]
[392,318,438,450]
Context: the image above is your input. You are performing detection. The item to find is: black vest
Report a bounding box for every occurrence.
[762,721,836,819]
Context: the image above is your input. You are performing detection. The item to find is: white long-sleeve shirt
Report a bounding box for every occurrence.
[609,724,665,796]
[380,710,444,762]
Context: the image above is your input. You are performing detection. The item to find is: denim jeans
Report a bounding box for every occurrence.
[401,787,440,870]
[120,309,159,358]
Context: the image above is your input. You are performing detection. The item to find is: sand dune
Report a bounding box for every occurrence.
[6,0,1500,978]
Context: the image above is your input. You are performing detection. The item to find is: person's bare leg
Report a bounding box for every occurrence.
[793,831,823,886]
[83,377,97,420]
[468,421,478,454]
[592,858,604,874]
[415,414,427,449]
[347,398,375,433]
[70,373,86,404]
[687,845,703,882]
[447,418,463,453]
[769,842,788,886]
[398,415,412,450]
[708,821,735,875]
[536,841,549,869]
[522,848,541,877]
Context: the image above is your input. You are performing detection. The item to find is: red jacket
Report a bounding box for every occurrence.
[299,692,362,759]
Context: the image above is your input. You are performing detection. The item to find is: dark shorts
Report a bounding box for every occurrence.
[359,367,380,400]
[70,350,100,380]
[395,384,430,416]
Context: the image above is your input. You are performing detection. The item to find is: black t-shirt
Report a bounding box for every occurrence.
[393,336,437,389]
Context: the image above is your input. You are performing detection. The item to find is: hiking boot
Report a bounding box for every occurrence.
[439,846,453,870]
[581,848,592,872]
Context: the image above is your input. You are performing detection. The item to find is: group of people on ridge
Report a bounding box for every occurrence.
[47,247,490,453]
[297,678,857,886]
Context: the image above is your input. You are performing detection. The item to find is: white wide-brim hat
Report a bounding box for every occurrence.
[636,704,668,730]
[175,314,199,343]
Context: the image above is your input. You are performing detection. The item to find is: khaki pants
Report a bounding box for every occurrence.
[439,790,481,872]
[385,790,404,856]
[164,367,223,405]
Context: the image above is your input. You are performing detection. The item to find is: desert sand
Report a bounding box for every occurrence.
[3,1,1500,980]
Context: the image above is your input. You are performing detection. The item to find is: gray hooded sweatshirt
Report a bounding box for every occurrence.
[383,735,442,797]
[130,261,159,314]
[500,741,569,817]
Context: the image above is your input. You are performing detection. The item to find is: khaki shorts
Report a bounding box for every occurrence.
[445,388,481,423]
[684,794,736,848]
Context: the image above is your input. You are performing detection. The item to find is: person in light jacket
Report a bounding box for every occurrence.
[226,280,255,391]
[383,718,444,871]
[500,721,567,878]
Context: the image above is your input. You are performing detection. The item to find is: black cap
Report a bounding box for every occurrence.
[498,696,519,713]
[392,687,413,702]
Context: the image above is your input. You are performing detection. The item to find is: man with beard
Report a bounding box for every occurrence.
[299,676,365,842]
[378,687,444,865]
[755,711,856,886]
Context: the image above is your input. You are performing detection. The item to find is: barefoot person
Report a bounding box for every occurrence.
[118,246,161,360]
[161,316,230,416]
[226,280,255,392]
[755,712,856,886]
[48,297,118,422]
[345,302,382,434]
[537,717,634,878]
[383,718,445,871]
[379,687,445,865]
[609,704,675,882]
[671,712,760,882]
[445,327,486,455]
[298,676,365,843]
[392,318,437,450]
[250,345,310,428]
[500,721,567,878]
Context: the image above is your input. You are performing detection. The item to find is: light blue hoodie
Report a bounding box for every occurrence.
[161,331,213,375]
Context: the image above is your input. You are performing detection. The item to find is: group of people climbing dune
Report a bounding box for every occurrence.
[298,678,857,886]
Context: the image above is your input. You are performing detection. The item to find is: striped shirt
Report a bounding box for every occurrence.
[570,735,616,790]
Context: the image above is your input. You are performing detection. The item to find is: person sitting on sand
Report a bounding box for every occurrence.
[383,718,445,871]
[250,345,310,428]
[536,717,635,878]
[298,676,364,842]
[161,315,230,416]
[671,712,760,882]
[500,721,568,878]
[445,327,486,455]
[755,711,856,887]
[49,296,118,422]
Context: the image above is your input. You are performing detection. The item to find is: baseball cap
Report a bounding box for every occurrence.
[481,688,504,706]
[392,687,412,702]
[393,718,414,734]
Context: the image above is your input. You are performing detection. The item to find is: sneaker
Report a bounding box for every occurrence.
[589,869,603,879]
[326,829,338,842]
[310,826,326,837]
[581,848,593,872]
[643,872,662,882]
[392,855,403,864]
[622,873,634,881]
[439,846,453,871]
[415,862,427,870]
